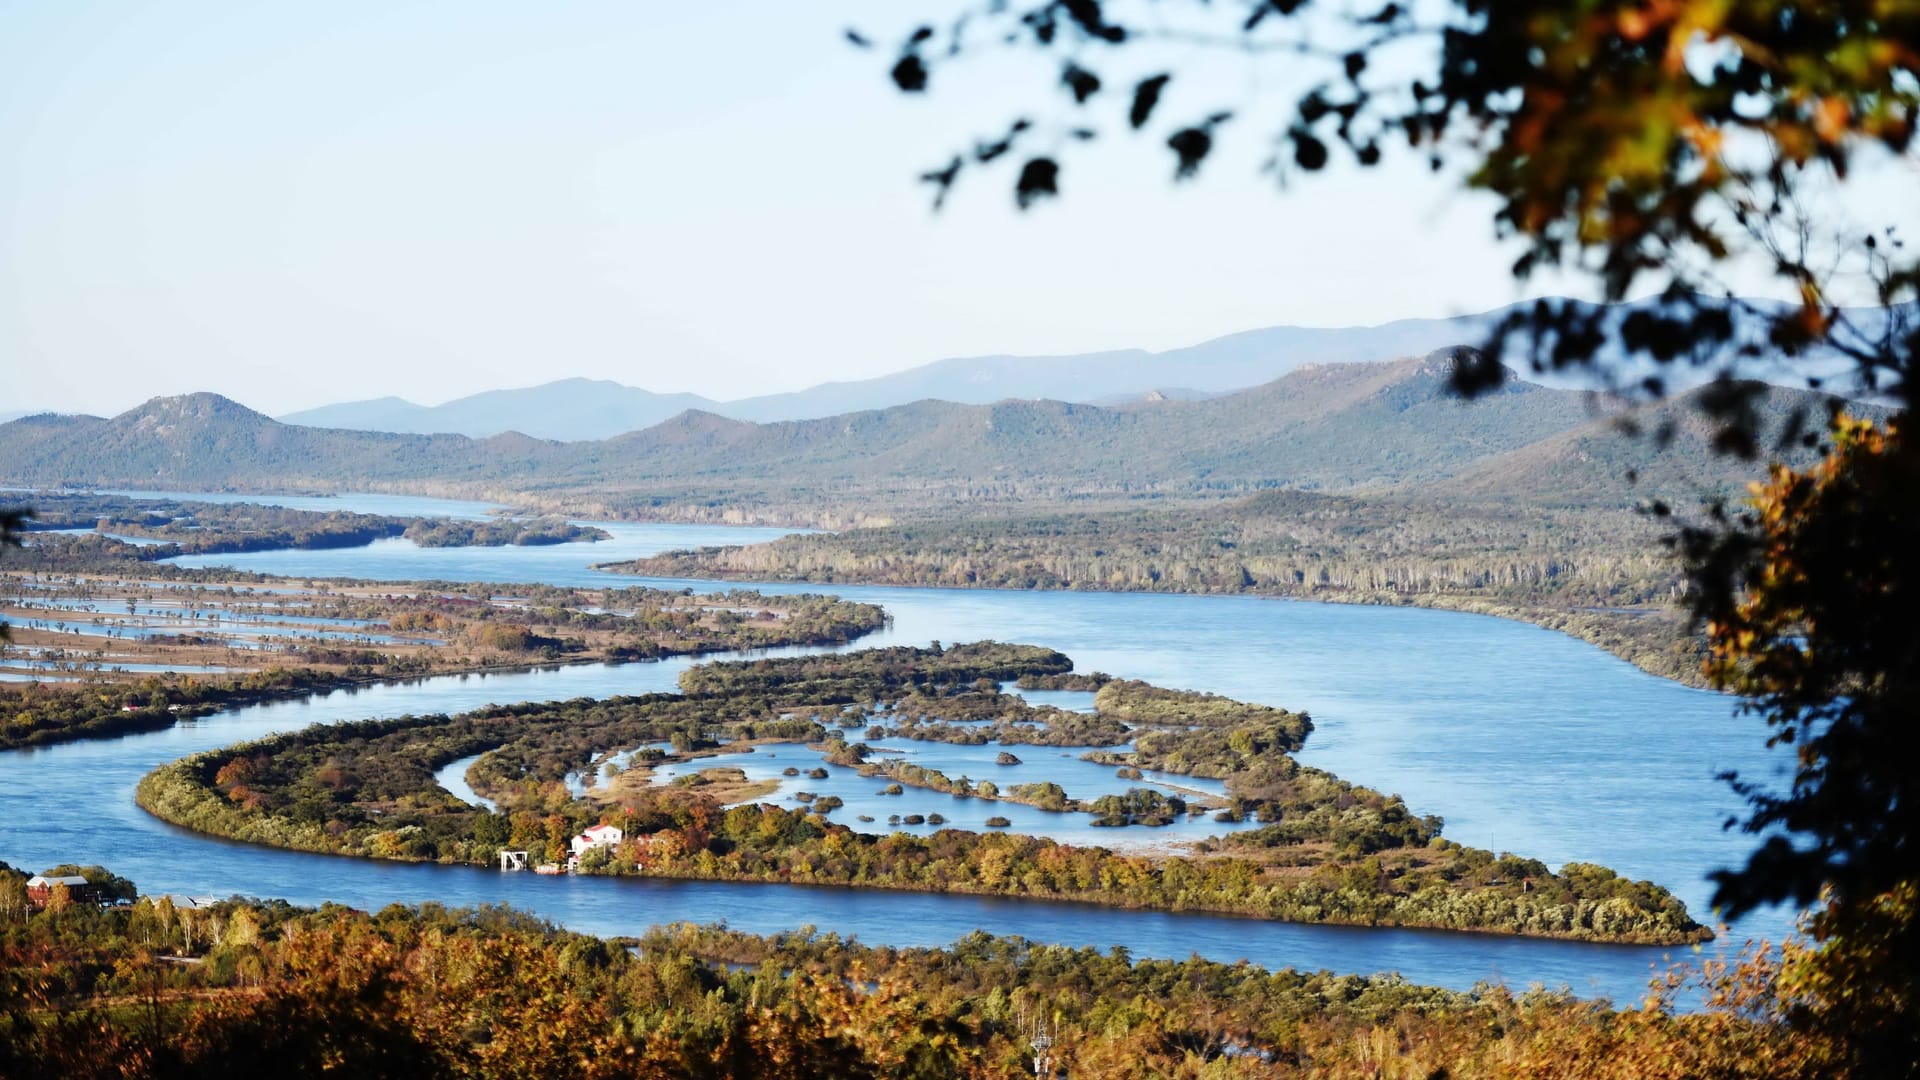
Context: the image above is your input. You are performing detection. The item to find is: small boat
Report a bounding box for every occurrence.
[533,863,563,875]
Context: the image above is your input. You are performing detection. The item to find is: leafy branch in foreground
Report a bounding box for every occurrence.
[1682,415,1919,1074]
[864,2,1916,417]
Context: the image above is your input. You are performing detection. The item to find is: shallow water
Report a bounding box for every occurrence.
[170,520,807,583]
[625,737,1249,851]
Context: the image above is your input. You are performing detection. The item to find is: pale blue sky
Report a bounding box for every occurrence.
[0,2,1872,416]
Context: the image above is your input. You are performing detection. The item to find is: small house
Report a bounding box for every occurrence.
[569,823,623,859]
[25,874,103,910]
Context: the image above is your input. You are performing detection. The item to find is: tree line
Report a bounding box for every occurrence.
[0,867,1837,1078]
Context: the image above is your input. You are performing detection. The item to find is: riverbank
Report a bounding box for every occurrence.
[597,494,1716,688]
[604,557,1705,688]
[133,643,1710,947]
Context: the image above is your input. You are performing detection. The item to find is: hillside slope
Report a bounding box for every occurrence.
[0,394,542,491]
[274,315,1497,439]
[1435,384,1863,505]
[270,295,1886,441]
[0,357,1845,516]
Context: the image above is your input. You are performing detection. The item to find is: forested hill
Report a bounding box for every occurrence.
[583,353,1596,491]
[1433,384,1871,505]
[0,393,555,492]
[273,296,1896,440]
[276,312,1491,439]
[0,357,1854,517]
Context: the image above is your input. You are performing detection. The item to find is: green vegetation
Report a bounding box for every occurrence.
[0,669,374,751]
[678,641,1072,697]
[401,517,607,547]
[135,643,1705,944]
[1094,680,1312,751]
[1015,671,1111,691]
[870,696,1131,748]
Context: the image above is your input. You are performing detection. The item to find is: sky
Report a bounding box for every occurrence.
[0,2,1893,417]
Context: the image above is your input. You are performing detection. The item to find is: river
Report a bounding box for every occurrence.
[0,492,1796,1001]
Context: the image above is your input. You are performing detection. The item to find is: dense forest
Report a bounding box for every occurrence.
[135,643,1705,944]
[0,868,1830,1079]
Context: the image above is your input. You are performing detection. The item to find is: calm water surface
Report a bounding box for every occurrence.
[1,492,1798,1000]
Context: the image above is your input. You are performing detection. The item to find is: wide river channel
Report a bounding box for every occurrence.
[0,491,1798,1001]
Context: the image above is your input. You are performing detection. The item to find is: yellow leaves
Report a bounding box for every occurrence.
[1683,118,1725,161]
[1813,96,1853,143]
[1616,6,1654,42]
[1664,0,1739,71]
[1705,413,1906,701]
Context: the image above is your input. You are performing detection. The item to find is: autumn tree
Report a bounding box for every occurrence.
[860,0,1918,1070]
[0,876,26,925]
[1683,415,1918,1075]
[859,0,1916,447]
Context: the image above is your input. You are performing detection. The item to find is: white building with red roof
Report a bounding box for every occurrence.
[569,823,623,859]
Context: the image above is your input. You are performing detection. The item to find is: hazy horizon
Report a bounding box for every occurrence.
[5,3,1899,418]
[13,299,1536,420]
[1,2,1599,418]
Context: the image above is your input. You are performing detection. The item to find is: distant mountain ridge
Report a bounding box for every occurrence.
[0,352,1852,519]
[271,297,1889,441]
[271,304,1540,440]
[281,378,723,441]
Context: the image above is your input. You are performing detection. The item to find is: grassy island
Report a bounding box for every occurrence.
[9,491,610,557]
[0,577,884,749]
[136,643,1707,945]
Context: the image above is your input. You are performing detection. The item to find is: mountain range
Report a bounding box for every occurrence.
[275,297,1858,441]
[0,352,1846,521]
[280,380,723,442]
[275,315,1498,440]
